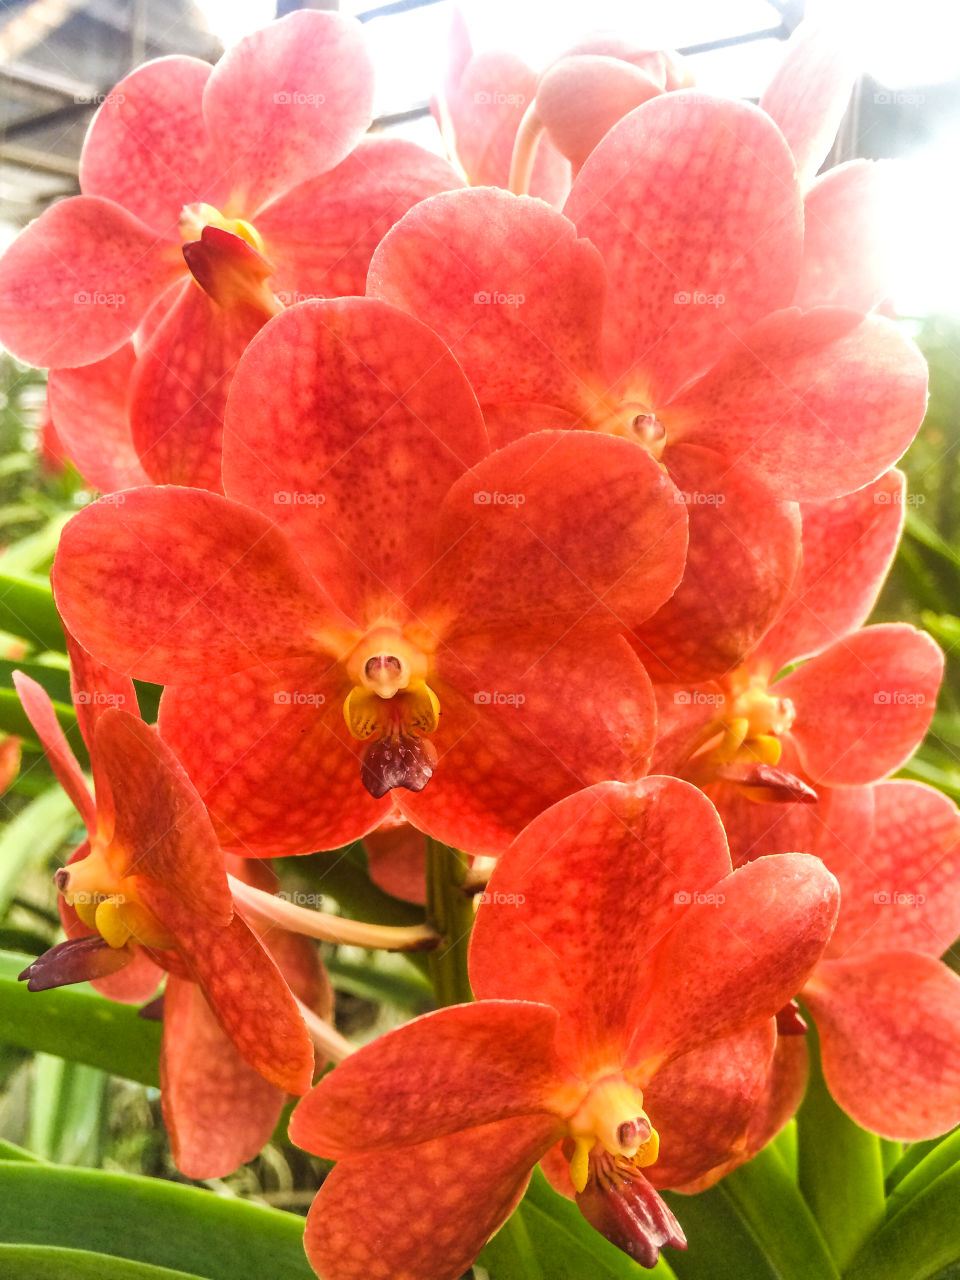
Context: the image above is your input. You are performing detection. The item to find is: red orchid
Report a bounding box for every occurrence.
[433,10,569,202]
[655,470,942,865]
[0,11,460,491]
[289,777,839,1278]
[759,17,857,193]
[14,645,316,1177]
[367,113,923,680]
[53,297,686,858]
[436,13,694,198]
[369,103,925,508]
[798,779,960,1139]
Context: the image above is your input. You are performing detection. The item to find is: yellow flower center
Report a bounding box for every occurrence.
[178,202,264,251]
[342,627,440,743]
[56,845,174,951]
[567,1076,660,1194]
[713,668,796,768]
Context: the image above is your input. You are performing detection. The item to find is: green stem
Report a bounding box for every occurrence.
[796,1021,886,1271]
[425,837,474,1007]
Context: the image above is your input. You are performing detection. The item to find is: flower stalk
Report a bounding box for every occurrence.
[228,875,440,952]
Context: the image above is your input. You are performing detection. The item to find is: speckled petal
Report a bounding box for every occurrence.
[161,974,286,1179]
[302,1114,560,1280]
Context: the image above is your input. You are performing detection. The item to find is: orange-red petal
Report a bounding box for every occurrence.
[301,1114,560,1280]
[161,974,287,1179]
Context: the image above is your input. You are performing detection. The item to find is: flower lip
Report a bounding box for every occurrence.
[179,202,264,252]
[56,845,175,951]
[567,1076,659,1193]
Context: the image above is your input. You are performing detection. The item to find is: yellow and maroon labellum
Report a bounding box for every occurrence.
[684,665,805,803]
[566,1076,660,1194]
[342,627,441,799]
[55,844,175,952]
[179,202,264,254]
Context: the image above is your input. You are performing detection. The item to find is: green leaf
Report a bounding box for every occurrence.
[886,1127,960,1221]
[796,1022,885,1270]
[0,1138,43,1161]
[323,953,433,1013]
[27,1054,107,1165]
[0,787,83,917]
[661,1186,779,1280]
[0,572,66,652]
[479,1166,676,1280]
[0,689,84,763]
[845,1162,960,1280]
[0,1244,205,1280]
[0,657,71,705]
[0,950,161,1085]
[0,514,70,576]
[0,1162,314,1280]
[700,1146,840,1280]
[886,1130,958,1193]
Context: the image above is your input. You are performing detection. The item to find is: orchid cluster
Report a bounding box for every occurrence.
[1,10,958,1280]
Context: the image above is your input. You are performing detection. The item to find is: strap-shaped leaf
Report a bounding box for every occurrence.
[0,789,81,917]
[0,1162,314,1280]
[0,1243,204,1279]
[0,572,66,652]
[887,1128,960,1222]
[797,1024,885,1269]
[846,1162,960,1280]
[0,951,161,1085]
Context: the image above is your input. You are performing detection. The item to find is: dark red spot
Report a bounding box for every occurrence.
[360,734,438,799]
